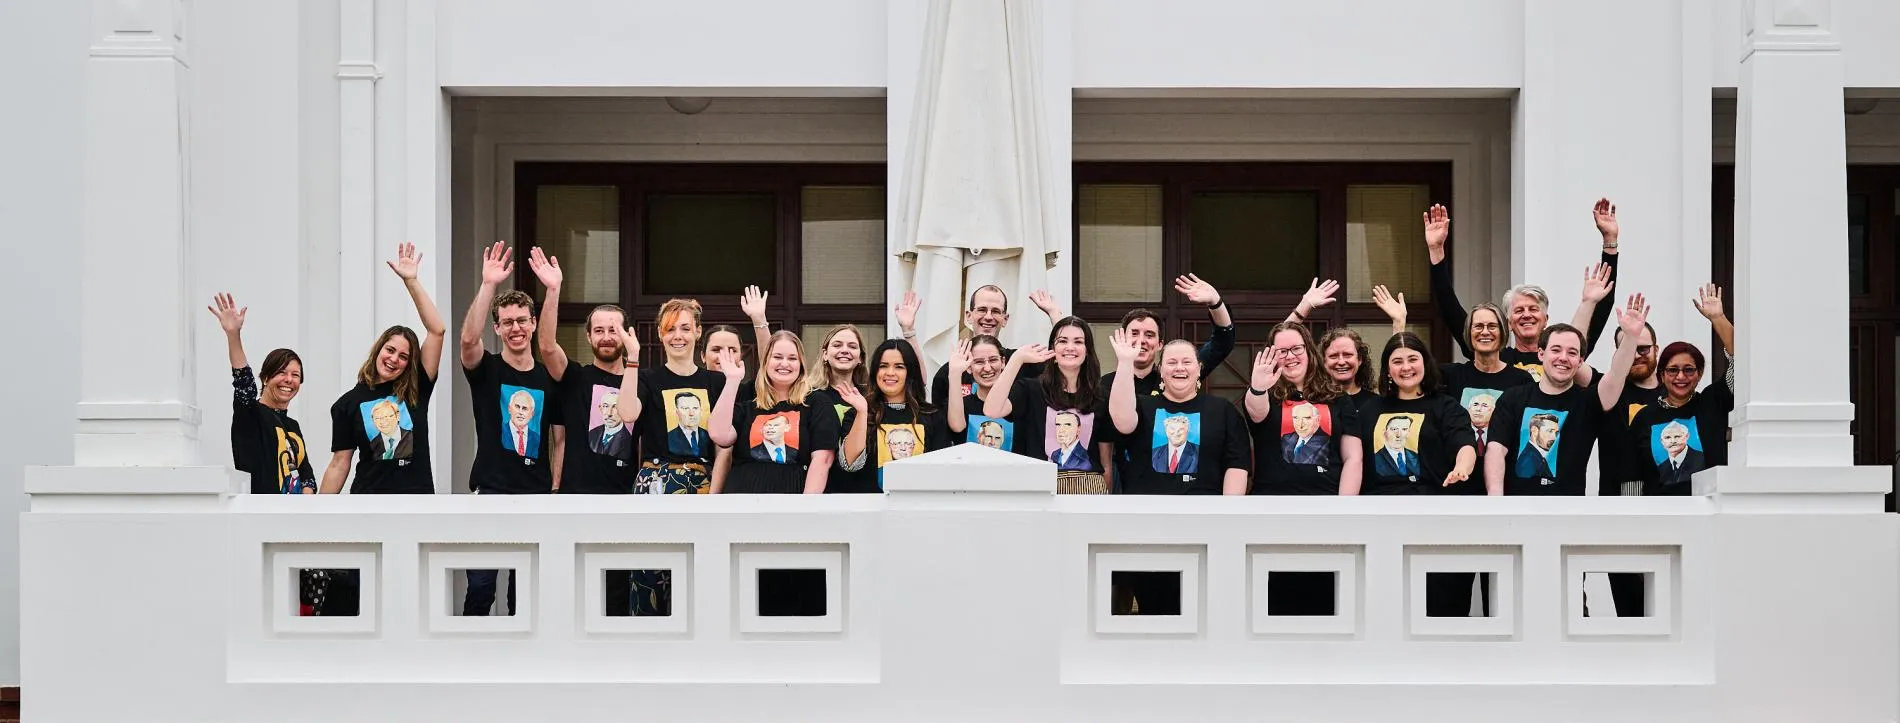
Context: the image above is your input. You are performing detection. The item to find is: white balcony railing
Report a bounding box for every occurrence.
[21,444,1899,722]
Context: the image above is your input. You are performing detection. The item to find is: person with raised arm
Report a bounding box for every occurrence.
[457,241,564,617]
[1372,285,1532,489]
[955,334,1015,451]
[1343,333,1477,497]
[1107,330,1251,496]
[212,293,315,496]
[1629,284,1736,496]
[985,317,1114,494]
[855,338,961,488]
[1423,201,1620,381]
[699,324,749,490]
[622,298,726,495]
[1099,274,1239,399]
[321,243,448,496]
[1244,322,1360,498]
[528,248,640,497]
[708,331,838,494]
[1483,294,1650,496]
[804,324,877,494]
[930,285,1066,405]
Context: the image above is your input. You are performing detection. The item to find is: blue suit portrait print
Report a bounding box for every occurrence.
[966,415,1013,451]
[1515,407,1568,480]
[499,384,546,459]
[1150,410,1202,474]
[358,396,415,461]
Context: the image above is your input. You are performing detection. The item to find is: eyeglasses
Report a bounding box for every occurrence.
[497,318,534,329]
[1273,347,1307,358]
[1635,345,1655,355]
[1662,366,1700,377]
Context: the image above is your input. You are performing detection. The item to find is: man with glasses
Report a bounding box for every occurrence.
[930,285,1066,405]
[1600,320,1664,496]
[458,244,566,616]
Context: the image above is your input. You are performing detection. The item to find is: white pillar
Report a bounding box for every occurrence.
[75,0,200,465]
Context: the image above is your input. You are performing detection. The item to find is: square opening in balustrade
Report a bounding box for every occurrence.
[1265,571,1337,617]
[758,568,828,617]
[1424,571,1498,618]
[289,568,364,618]
[1111,570,1182,616]
[1584,572,1653,618]
[451,568,522,617]
[602,569,675,617]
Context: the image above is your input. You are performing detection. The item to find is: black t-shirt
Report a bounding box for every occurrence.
[554,361,639,494]
[932,347,1043,406]
[230,367,316,495]
[463,352,561,494]
[1338,388,1377,417]
[725,397,842,493]
[329,374,437,494]
[1488,383,1605,496]
[636,365,725,467]
[1249,393,1358,495]
[1351,394,1476,495]
[866,403,950,489]
[1120,394,1250,495]
[1629,385,1734,496]
[1003,380,1110,473]
[806,387,879,494]
[1439,362,1535,487]
[960,390,1019,453]
[1599,381,1665,494]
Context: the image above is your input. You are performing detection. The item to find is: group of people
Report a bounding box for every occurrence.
[218,198,1735,618]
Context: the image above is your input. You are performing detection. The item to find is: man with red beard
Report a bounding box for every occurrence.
[529,247,639,495]
[459,242,565,616]
[1599,319,1664,496]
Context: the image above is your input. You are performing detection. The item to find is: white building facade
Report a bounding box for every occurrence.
[5,0,1900,719]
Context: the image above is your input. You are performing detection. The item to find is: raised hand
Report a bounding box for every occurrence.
[1015,343,1056,365]
[1109,328,1140,366]
[1173,273,1222,307]
[1029,289,1061,318]
[895,289,920,331]
[1617,292,1651,336]
[1593,198,1619,244]
[1370,284,1407,322]
[717,347,745,381]
[528,247,563,290]
[1423,204,1451,260]
[207,292,247,334]
[387,242,424,281]
[1580,262,1615,304]
[615,324,641,362]
[1250,348,1283,392]
[740,285,769,324]
[478,241,513,285]
[1297,278,1339,317]
[1694,283,1726,320]
[948,340,972,378]
[836,382,867,413]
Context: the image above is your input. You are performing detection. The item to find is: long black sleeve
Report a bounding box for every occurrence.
[1581,251,1619,357]
[1197,321,1237,380]
[1431,259,1472,361]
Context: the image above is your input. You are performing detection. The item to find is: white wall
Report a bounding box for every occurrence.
[1710,0,1900,89]
[0,0,86,688]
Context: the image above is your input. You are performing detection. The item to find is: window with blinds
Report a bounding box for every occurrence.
[1189,191,1319,293]
[1346,185,1433,303]
[1078,185,1165,303]
[533,186,620,303]
[801,186,887,305]
[645,193,777,296]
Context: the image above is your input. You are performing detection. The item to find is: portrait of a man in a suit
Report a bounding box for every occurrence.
[973,419,1008,449]
[1047,410,1093,470]
[666,390,712,458]
[365,398,413,461]
[1280,401,1330,464]
[1654,420,1704,487]
[588,388,635,460]
[503,388,542,458]
[750,413,799,463]
[1372,414,1422,478]
[1151,413,1199,474]
[1516,412,1561,480]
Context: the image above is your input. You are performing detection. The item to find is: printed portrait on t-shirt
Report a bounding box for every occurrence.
[878,423,927,468]
[661,388,713,458]
[967,415,1013,451]
[1649,419,1706,487]
[1045,409,1095,471]
[1515,362,1545,383]
[1370,412,1426,478]
[1516,407,1569,480]
[358,396,415,462]
[1150,411,1202,474]
[749,411,802,464]
[586,384,635,460]
[1278,400,1333,464]
[499,385,546,458]
[275,428,314,494]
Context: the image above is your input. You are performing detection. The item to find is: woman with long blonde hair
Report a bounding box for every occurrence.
[802,324,880,493]
[709,330,838,494]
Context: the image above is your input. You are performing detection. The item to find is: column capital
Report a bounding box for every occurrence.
[1742,0,1839,57]
[89,0,190,65]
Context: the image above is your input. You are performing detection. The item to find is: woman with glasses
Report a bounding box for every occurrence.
[1628,284,1735,496]
[1373,286,1532,493]
[1245,321,1361,497]
[958,335,1016,452]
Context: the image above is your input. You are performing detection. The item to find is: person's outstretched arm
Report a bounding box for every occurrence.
[945,341,970,435]
[1175,274,1237,374]
[1107,329,1141,435]
[1028,289,1065,326]
[1580,198,1621,357]
[613,326,644,425]
[709,349,745,448]
[390,243,448,381]
[983,345,1052,420]
[1243,350,1283,424]
[1287,278,1338,325]
[1372,285,1408,334]
[459,241,513,371]
[527,247,570,382]
[1597,294,1650,412]
[1570,262,1614,388]
[894,290,929,370]
[1423,205,1472,360]
[741,285,772,365]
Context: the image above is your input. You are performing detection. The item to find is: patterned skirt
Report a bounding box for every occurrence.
[1058,471,1108,495]
[636,460,711,494]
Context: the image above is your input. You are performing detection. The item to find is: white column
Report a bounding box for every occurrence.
[1719,0,1865,474]
[337,0,381,394]
[75,0,200,465]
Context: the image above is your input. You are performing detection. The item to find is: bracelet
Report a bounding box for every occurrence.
[1602,243,1618,250]
[1291,309,1306,321]
[1248,386,1270,396]
[752,323,768,329]
[628,361,640,369]
[902,329,917,338]
[1206,300,1224,310]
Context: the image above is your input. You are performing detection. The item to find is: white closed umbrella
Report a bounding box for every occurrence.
[897,0,1060,368]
